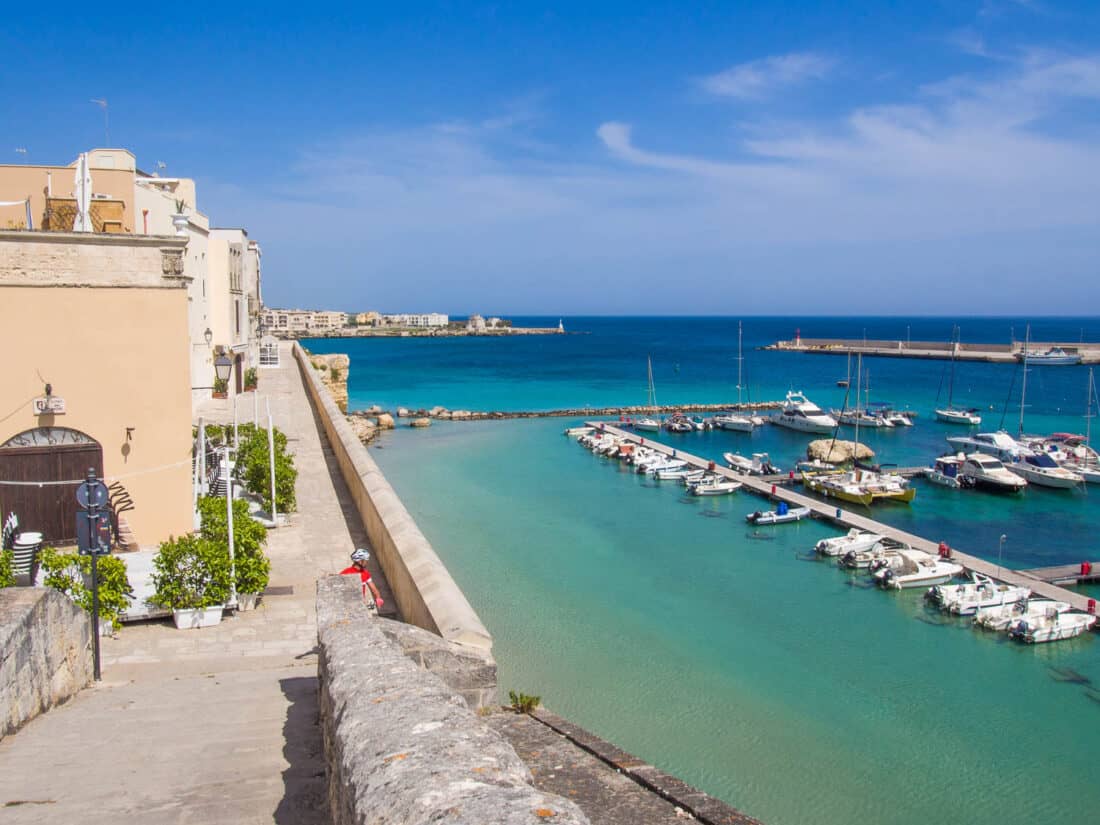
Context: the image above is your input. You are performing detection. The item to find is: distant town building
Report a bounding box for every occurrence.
[261,309,349,336]
[355,311,382,326]
[381,313,449,328]
[466,314,486,332]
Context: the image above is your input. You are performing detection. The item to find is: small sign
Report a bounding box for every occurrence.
[76,511,111,555]
[76,479,110,510]
[33,396,66,415]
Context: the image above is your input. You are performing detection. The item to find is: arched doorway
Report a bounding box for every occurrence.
[0,427,103,543]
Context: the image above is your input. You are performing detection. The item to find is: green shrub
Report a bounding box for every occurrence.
[197,496,270,594]
[213,377,229,394]
[0,549,14,588]
[39,547,134,629]
[234,424,297,513]
[152,534,230,610]
[508,690,541,714]
[244,366,258,388]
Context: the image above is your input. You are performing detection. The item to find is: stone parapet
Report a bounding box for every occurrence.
[0,588,92,740]
[317,576,588,825]
[293,342,493,655]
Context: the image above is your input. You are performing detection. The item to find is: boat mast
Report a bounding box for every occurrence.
[1086,367,1095,450]
[946,325,958,410]
[854,352,862,460]
[1018,325,1030,438]
[647,356,657,413]
[737,320,744,407]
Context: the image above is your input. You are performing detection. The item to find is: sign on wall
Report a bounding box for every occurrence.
[32,396,66,415]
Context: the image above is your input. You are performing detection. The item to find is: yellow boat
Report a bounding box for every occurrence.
[803,469,916,506]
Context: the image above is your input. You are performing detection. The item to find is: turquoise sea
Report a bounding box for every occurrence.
[307,318,1100,825]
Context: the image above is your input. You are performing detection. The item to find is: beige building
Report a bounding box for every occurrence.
[355,311,382,326]
[260,308,348,337]
[0,230,193,546]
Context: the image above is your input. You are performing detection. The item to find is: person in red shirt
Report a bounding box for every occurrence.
[340,548,384,609]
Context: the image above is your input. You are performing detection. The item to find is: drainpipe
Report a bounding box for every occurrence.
[142,209,149,234]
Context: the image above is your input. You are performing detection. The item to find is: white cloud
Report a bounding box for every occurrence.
[700,52,834,100]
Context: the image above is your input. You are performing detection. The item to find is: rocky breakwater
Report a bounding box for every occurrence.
[393,400,782,423]
[346,405,396,445]
[309,353,350,412]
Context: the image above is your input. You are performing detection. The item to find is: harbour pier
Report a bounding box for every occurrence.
[585,423,1099,616]
[764,337,1100,364]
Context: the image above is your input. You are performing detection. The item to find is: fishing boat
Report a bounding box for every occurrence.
[923,454,974,489]
[772,391,837,434]
[935,325,982,425]
[873,549,963,589]
[1009,611,1096,643]
[687,477,742,496]
[1015,346,1081,366]
[723,452,780,476]
[634,356,662,432]
[974,598,1072,631]
[745,502,811,525]
[803,468,916,506]
[958,454,1028,492]
[1007,452,1084,489]
[926,573,1030,615]
[815,528,884,557]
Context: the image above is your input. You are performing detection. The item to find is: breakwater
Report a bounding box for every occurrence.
[377,401,783,423]
[766,337,1100,363]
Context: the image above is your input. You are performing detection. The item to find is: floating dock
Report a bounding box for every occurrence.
[764,337,1100,364]
[586,423,1099,617]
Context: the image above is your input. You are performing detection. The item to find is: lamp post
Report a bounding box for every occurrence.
[204,327,213,347]
[221,443,237,607]
[998,534,1007,579]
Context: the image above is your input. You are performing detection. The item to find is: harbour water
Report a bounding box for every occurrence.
[306,317,1100,824]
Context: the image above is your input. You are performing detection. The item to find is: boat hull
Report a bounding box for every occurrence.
[936,408,981,425]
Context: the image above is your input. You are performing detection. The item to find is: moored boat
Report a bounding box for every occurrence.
[1015,346,1081,366]
[724,452,780,476]
[803,468,916,506]
[746,502,811,525]
[924,454,974,489]
[815,528,883,557]
[1009,611,1096,643]
[974,598,1072,631]
[772,391,837,434]
[688,477,743,496]
[874,549,963,589]
[958,454,1028,492]
[1007,452,1084,489]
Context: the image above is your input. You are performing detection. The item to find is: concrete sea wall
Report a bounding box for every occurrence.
[293,342,493,654]
[317,576,588,825]
[0,588,92,740]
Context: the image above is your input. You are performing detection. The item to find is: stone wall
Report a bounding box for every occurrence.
[308,353,350,412]
[0,229,189,288]
[317,576,588,825]
[0,588,92,741]
[293,342,494,655]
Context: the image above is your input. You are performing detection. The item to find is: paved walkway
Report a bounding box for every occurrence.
[0,345,386,823]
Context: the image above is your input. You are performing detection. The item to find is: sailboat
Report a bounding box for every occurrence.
[634,357,661,432]
[935,325,982,425]
[714,321,760,432]
[835,356,891,428]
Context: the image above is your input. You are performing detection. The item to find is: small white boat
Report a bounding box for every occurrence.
[936,407,982,426]
[664,415,695,433]
[724,452,781,476]
[1009,611,1096,643]
[815,528,883,557]
[883,409,914,427]
[974,598,1072,631]
[645,458,686,476]
[745,503,811,525]
[634,417,661,432]
[688,477,742,496]
[835,409,893,428]
[772,391,838,434]
[874,549,963,589]
[927,573,1031,615]
[795,459,837,475]
[959,454,1028,492]
[655,466,697,480]
[565,426,594,437]
[714,413,757,432]
[923,454,973,489]
[1016,346,1081,366]
[840,541,905,570]
[1007,453,1084,489]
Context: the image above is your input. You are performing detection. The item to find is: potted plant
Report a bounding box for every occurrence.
[0,549,14,589]
[171,198,189,236]
[151,534,230,629]
[243,367,258,392]
[39,546,134,634]
[197,496,270,610]
[212,377,229,399]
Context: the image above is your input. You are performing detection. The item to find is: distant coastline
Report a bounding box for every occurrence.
[274,325,564,340]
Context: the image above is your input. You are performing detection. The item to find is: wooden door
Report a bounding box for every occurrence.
[0,434,103,544]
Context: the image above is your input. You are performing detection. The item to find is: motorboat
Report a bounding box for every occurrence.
[882,409,914,427]
[927,573,1030,615]
[633,417,662,432]
[795,458,837,476]
[664,415,694,433]
[835,409,893,428]
[815,528,884,557]
[680,470,708,485]
[803,469,916,506]
[840,538,907,570]
[974,598,1072,631]
[714,412,757,432]
[644,458,687,476]
[745,502,811,525]
[936,407,982,425]
[655,465,697,480]
[873,549,964,589]
[772,391,838,434]
[1007,452,1084,489]
[958,454,1027,492]
[689,416,712,431]
[687,477,742,496]
[1016,346,1081,366]
[565,426,594,437]
[724,452,780,476]
[946,431,1033,462]
[923,454,974,489]
[1009,611,1096,643]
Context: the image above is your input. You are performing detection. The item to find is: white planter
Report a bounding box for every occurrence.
[172,605,224,629]
[236,592,260,611]
[98,618,114,637]
[171,213,189,236]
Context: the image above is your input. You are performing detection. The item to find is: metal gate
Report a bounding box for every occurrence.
[0,428,103,543]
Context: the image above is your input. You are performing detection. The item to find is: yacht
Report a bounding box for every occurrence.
[745,503,811,525]
[974,598,1072,632]
[1007,452,1084,489]
[936,407,982,425]
[633,417,661,433]
[927,573,1030,615]
[815,528,884,558]
[714,412,757,432]
[924,454,973,489]
[803,469,916,506]
[724,452,780,476]
[772,391,837,434]
[1016,346,1081,366]
[635,356,661,431]
[1009,611,1096,643]
[946,431,1033,462]
[873,549,963,589]
[958,454,1028,492]
[687,477,742,496]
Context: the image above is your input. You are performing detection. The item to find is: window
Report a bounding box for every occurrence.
[236,300,241,336]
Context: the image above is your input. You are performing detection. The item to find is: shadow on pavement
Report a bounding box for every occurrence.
[274,676,330,825]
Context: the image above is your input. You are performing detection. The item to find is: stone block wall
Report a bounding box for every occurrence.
[317,576,589,825]
[0,589,92,740]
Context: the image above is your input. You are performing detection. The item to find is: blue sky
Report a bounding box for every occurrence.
[5,1,1100,315]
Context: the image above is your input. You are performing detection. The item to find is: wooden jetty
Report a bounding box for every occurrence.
[586,423,1099,617]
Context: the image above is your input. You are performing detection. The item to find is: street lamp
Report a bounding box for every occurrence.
[204,327,213,347]
[214,353,233,384]
[998,534,1007,579]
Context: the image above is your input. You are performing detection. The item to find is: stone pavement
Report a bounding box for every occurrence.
[0,345,385,824]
